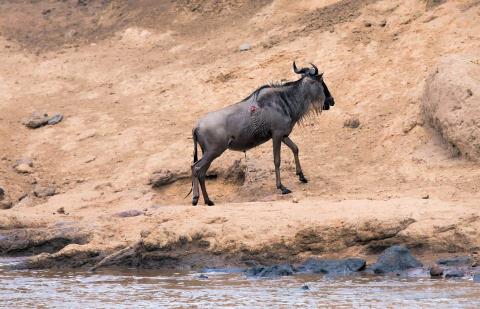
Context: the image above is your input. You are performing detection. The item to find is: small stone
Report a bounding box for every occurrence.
[363,21,372,27]
[84,155,96,164]
[15,158,33,167]
[422,194,429,199]
[430,265,444,277]
[402,120,417,133]
[114,209,143,218]
[15,164,32,174]
[445,269,464,278]
[0,187,4,199]
[301,284,310,290]
[47,114,63,125]
[466,89,473,97]
[34,185,57,198]
[140,229,151,238]
[292,197,299,203]
[25,113,49,129]
[57,207,65,214]
[197,274,209,279]
[0,199,13,210]
[379,20,387,27]
[344,117,360,129]
[239,43,251,52]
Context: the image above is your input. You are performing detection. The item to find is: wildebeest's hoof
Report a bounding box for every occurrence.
[192,196,199,206]
[281,188,292,195]
[299,175,308,183]
[206,200,215,206]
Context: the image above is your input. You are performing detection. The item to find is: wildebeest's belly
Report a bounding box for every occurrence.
[227,133,271,151]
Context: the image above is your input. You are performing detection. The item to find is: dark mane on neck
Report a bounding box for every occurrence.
[241,77,303,102]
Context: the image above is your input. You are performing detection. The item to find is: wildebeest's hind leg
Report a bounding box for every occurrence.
[191,166,200,206]
[273,137,292,195]
[282,137,308,183]
[192,151,223,206]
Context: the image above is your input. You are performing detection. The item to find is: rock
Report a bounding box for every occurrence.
[114,210,143,218]
[15,158,33,167]
[57,207,65,214]
[149,169,180,187]
[422,194,429,199]
[344,117,360,129]
[0,199,13,210]
[245,264,294,278]
[436,256,473,267]
[422,55,480,161]
[0,187,4,199]
[298,258,366,276]
[33,185,57,198]
[301,284,310,290]
[445,269,465,278]
[25,113,50,129]
[402,119,417,133]
[0,227,90,256]
[474,274,480,283]
[370,245,423,274]
[379,20,387,27]
[239,43,251,52]
[430,265,444,277]
[14,164,32,174]
[363,21,372,27]
[47,114,63,125]
[197,274,208,279]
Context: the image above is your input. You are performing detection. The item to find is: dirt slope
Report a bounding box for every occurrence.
[1,0,480,268]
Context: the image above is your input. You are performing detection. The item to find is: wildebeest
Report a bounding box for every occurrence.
[190,62,335,206]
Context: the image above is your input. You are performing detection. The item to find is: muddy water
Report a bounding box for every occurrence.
[1,259,480,308]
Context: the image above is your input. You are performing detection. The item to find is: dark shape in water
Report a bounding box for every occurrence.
[370,245,422,274]
[245,264,294,278]
[197,274,208,279]
[445,270,465,279]
[301,284,310,290]
[436,256,472,267]
[297,258,366,276]
[430,265,444,277]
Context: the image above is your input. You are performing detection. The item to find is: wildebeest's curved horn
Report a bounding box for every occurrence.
[310,63,319,75]
[293,61,301,74]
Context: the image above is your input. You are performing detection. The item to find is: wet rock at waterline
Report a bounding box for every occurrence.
[436,256,473,267]
[297,258,366,276]
[245,264,295,278]
[430,265,444,277]
[445,269,465,279]
[370,245,422,274]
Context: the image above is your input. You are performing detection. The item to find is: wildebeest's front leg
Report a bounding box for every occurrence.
[273,137,292,194]
[282,136,308,183]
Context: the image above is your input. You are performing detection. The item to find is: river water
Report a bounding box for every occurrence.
[1,258,480,308]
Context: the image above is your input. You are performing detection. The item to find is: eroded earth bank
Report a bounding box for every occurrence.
[1,0,480,275]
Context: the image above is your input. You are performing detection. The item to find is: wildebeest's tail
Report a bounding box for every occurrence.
[193,127,198,164]
[184,127,199,199]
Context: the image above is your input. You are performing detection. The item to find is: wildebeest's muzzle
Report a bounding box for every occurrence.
[323,96,335,110]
